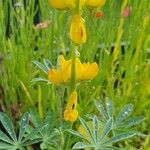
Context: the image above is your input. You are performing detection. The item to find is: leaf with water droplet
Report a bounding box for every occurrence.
[0,112,17,141]
[116,104,133,123]
[103,131,137,144]
[18,112,30,141]
[117,116,144,128]
[94,100,108,120]
[105,97,113,118]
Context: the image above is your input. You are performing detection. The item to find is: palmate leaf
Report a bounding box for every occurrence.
[117,116,144,128]
[101,118,113,141]
[103,131,137,145]
[101,146,120,150]
[0,142,14,149]
[31,78,50,83]
[68,129,86,140]
[29,109,42,127]
[0,130,13,144]
[0,112,17,141]
[21,123,45,145]
[94,100,108,120]
[43,59,52,70]
[18,112,30,141]
[116,104,134,123]
[79,117,94,143]
[93,115,99,142]
[105,97,113,118]
[32,60,48,74]
[72,142,94,149]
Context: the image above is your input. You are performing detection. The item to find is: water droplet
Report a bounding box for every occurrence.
[106,103,110,106]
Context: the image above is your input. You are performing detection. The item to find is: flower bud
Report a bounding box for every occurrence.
[70,14,87,44]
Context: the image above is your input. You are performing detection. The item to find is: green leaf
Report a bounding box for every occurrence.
[103,131,137,144]
[93,115,99,142]
[102,146,120,150]
[0,130,13,144]
[21,124,46,144]
[0,112,17,141]
[18,112,30,141]
[116,104,133,123]
[94,100,108,120]
[117,116,144,128]
[79,118,94,143]
[72,142,94,149]
[32,60,48,74]
[105,97,113,118]
[44,110,54,127]
[43,59,52,70]
[101,118,113,141]
[68,129,86,140]
[30,109,42,127]
[31,78,49,83]
[21,138,42,146]
[0,142,14,149]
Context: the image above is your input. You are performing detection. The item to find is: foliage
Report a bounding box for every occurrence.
[69,98,145,150]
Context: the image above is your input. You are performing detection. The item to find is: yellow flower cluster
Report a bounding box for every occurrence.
[63,91,78,122]
[48,0,106,44]
[48,0,106,9]
[47,0,105,122]
[48,55,99,84]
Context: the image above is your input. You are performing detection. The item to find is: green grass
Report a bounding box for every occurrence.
[0,0,150,149]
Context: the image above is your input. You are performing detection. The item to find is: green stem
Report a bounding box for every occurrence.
[70,47,76,93]
[57,86,62,126]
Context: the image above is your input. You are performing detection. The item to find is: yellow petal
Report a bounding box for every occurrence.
[86,0,106,8]
[64,109,78,122]
[48,69,63,84]
[48,0,75,9]
[66,91,77,109]
[70,14,87,44]
[64,91,78,122]
[82,62,99,80]
[59,55,71,82]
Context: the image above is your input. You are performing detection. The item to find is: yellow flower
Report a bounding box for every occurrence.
[64,91,78,122]
[70,14,87,44]
[79,0,88,8]
[48,55,71,84]
[48,0,75,9]
[48,55,99,84]
[86,0,106,8]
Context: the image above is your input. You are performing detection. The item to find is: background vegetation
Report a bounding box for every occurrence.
[0,0,150,149]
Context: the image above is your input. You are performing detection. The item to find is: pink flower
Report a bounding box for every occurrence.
[122,6,132,17]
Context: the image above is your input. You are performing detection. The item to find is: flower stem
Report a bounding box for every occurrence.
[70,47,76,93]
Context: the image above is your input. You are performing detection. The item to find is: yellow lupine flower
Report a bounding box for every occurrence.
[48,55,71,84]
[64,91,78,122]
[48,0,75,9]
[48,55,99,84]
[86,0,106,8]
[80,0,88,8]
[70,14,87,44]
